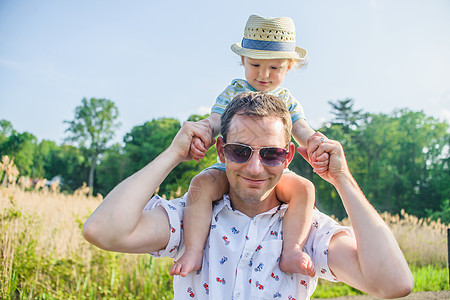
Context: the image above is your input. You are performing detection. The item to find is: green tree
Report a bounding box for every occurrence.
[121,115,218,197]
[305,100,450,220]
[33,140,58,179]
[44,144,89,192]
[64,98,120,193]
[95,144,128,196]
[352,110,449,217]
[124,118,180,170]
[328,98,363,133]
[0,131,38,177]
[187,114,210,122]
[123,118,182,196]
[0,119,14,144]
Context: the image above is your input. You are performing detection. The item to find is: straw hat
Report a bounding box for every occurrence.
[231,14,307,60]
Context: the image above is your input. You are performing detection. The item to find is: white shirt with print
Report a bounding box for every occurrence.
[147,194,353,300]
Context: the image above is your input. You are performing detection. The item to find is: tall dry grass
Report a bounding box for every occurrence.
[0,186,448,299]
[383,209,448,267]
[0,186,97,259]
[339,209,448,267]
[0,186,173,299]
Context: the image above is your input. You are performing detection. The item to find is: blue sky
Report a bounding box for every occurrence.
[1,0,449,145]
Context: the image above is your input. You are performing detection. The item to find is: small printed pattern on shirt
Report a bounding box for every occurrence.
[147,194,353,299]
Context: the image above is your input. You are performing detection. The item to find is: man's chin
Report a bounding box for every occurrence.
[234,188,272,204]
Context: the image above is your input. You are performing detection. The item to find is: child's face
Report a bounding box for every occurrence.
[242,57,293,92]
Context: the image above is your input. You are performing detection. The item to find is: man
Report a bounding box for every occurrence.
[83,92,413,299]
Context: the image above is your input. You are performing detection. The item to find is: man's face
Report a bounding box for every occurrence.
[218,114,293,214]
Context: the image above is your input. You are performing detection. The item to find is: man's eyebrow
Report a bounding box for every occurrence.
[225,140,249,146]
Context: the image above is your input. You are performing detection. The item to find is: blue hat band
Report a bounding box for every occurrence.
[241,38,296,52]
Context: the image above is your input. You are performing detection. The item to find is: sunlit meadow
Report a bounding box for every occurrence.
[1,186,448,299]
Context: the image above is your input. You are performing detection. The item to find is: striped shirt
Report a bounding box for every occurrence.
[211,79,306,123]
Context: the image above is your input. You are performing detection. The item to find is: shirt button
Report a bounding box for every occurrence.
[234,291,241,297]
[245,252,250,258]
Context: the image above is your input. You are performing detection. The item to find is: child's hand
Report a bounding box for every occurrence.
[306,132,330,175]
[189,119,215,162]
[190,136,208,162]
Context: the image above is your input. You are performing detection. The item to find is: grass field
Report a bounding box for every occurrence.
[1,186,448,299]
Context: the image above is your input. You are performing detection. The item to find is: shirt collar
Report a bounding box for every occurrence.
[213,194,289,219]
[234,79,283,94]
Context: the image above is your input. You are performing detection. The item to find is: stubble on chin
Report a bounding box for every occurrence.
[229,184,276,215]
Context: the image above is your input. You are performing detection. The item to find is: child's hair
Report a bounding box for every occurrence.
[239,55,307,69]
[290,57,308,69]
[221,91,292,144]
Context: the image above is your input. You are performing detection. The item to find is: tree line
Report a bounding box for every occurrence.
[0,98,448,222]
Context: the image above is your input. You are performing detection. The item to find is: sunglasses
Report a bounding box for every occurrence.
[222,143,289,166]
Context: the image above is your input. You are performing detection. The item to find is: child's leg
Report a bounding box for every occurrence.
[169,168,229,277]
[276,172,316,276]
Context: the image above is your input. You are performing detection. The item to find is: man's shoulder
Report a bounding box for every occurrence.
[310,209,343,232]
[145,195,186,212]
[145,195,187,258]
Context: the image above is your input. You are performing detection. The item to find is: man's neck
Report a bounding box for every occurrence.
[227,189,281,218]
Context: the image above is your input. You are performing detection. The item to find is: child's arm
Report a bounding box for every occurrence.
[190,113,222,161]
[208,112,222,137]
[291,119,315,147]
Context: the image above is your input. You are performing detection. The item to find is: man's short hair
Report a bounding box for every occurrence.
[221,91,292,144]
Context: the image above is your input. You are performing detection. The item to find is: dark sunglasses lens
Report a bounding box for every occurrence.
[225,144,252,163]
[260,148,287,166]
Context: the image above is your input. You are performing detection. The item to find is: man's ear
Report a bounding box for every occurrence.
[284,142,296,168]
[217,137,226,163]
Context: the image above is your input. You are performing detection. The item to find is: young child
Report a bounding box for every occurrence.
[169,14,328,277]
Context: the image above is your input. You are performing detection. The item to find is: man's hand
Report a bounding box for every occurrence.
[170,119,215,162]
[297,133,350,185]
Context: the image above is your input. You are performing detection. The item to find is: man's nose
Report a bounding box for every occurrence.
[246,151,265,175]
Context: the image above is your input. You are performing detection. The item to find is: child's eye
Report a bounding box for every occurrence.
[251,64,260,67]
[271,66,278,70]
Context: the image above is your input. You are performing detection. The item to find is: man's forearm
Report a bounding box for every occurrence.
[83,148,182,249]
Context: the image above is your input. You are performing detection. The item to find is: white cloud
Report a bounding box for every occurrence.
[196,106,211,116]
[439,109,450,121]
[0,58,22,69]
[428,89,450,121]
[432,89,450,105]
